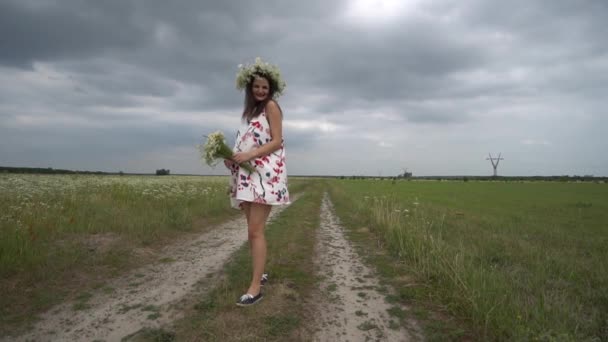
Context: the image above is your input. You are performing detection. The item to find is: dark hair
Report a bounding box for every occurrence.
[242,73,283,122]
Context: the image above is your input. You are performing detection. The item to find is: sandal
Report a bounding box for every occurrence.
[261,273,269,286]
[236,292,263,307]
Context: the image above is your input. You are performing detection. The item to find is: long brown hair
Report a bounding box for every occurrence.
[242,74,283,122]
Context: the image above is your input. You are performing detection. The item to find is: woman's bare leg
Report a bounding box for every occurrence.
[241,202,251,225]
[246,203,271,296]
[241,202,254,256]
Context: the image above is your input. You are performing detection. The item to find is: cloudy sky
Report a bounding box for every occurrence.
[1,0,607,176]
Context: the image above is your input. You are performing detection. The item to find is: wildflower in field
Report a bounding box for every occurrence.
[198,131,254,173]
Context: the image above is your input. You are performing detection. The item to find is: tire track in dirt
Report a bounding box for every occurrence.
[5,199,296,342]
[308,193,420,342]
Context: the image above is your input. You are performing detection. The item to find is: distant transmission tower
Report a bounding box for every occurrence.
[486,153,504,176]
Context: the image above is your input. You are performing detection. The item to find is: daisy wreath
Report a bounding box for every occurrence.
[235,57,286,98]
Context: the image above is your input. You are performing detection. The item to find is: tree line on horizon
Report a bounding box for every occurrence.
[0,166,605,182]
[0,166,168,176]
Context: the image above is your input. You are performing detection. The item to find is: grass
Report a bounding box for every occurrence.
[357,320,379,331]
[355,310,368,317]
[0,174,240,335]
[0,175,235,274]
[122,328,176,342]
[329,179,608,341]
[0,174,311,337]
[7,175,600,340]
[72,292,93,311]
[169,183,323,341]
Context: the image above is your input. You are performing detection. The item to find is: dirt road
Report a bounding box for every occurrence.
[308,194,421,341]
[6,204,290,342]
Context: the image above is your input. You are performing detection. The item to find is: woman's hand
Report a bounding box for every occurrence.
[232,151,255,164]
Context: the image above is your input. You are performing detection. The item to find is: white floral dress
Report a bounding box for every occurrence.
[229,111,290,209]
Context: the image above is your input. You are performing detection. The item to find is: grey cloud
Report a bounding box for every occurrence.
[0,0,146,68]
[0,0,606,175]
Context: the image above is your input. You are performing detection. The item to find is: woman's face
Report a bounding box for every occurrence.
[252,76,270,102]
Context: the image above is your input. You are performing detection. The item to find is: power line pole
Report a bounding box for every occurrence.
[486,153,504,176]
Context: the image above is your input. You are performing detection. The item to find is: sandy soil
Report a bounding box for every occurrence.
[308,194,421,342]
[5,202,292,342]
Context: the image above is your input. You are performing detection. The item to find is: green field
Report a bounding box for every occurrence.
[0,174,237,275]
[329,179,608,341]
[0,174,240,332]
[1,175,606,340]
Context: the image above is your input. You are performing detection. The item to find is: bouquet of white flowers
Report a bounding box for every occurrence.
[199,131,254,173]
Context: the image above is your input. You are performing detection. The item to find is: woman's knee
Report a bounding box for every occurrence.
[247,203,270,240]
[248,224,265,240]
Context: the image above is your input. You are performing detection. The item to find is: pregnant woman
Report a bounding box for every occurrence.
[224,58,290,306]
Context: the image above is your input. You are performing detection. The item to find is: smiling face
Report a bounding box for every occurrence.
[251,76,270,102]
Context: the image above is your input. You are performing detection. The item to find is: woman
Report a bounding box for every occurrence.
[224,58,290,306]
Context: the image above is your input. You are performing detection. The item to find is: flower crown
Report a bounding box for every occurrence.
[235,57,286,98]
